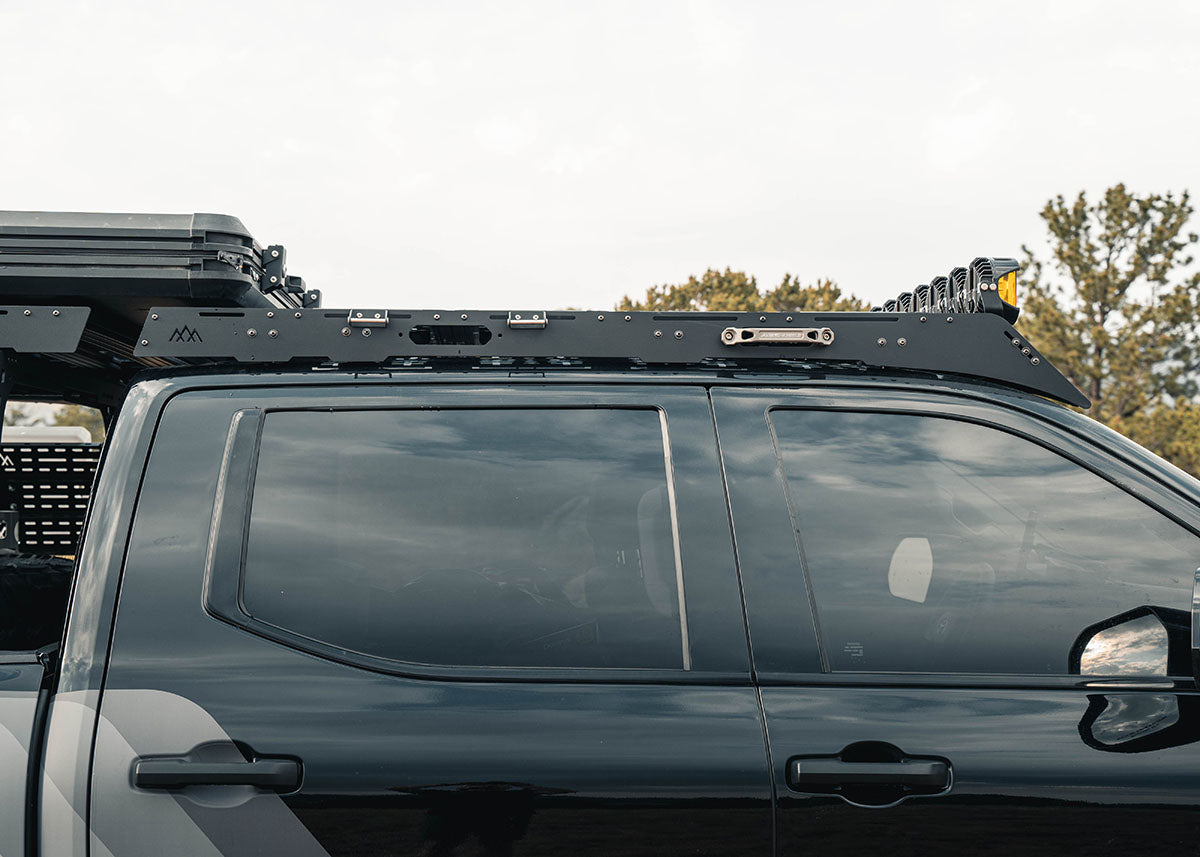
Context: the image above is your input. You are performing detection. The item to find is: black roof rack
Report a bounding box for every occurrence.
[131,300,1088,408]
[0,210,1088,410]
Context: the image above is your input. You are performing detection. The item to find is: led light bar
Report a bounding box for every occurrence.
[875,257,1020,323]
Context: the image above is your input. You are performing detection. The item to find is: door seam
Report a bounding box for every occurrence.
[708,388,776,857]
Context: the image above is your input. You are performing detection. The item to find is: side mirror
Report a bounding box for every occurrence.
[1075,611,1169,678]
[1070,606,1191,680]
[1071,570,1200,754]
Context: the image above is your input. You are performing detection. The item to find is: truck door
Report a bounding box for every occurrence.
[714,386,1200,857]
[1,554,75,856]
[0,659,46,857]
[89,383,770,857]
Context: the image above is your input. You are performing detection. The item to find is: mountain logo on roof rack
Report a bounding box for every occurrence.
[169,326,203,344]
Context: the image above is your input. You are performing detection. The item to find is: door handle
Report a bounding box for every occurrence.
[134,757,302,791]
[789,758,950,790]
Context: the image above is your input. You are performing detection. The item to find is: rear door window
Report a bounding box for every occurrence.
[769,409,1198,676]
[241,407,687,670]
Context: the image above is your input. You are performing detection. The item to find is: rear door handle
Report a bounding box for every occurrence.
[134,757,302,791]
[789,758,950,790]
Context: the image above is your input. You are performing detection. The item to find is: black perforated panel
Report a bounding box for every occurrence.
[0,443,102,552]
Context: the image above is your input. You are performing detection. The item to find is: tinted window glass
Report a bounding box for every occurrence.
[243,408,685,669]
[771,410,1197,675]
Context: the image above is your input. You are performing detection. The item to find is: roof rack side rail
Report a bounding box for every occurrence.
[134,298,1090,409]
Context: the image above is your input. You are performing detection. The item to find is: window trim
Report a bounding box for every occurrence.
[751,395,1200,686]
[205,403,702,681]
[755,671,1195,691]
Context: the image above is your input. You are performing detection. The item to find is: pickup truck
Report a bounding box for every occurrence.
[2,211,1199,857]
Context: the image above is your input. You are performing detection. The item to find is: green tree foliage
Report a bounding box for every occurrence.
[2,404,35,427]
[53,404,106,443]
[1019,184,1200,472]
[618,268,870,312]
[1,403,106,442]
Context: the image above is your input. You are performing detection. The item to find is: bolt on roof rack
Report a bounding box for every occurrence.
[133,273,1089,408]
[0,212,1088,411]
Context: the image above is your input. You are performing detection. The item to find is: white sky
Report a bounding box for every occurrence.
[2,1,1198,310]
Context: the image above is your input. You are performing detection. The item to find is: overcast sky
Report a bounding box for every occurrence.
[2,1,1198,310]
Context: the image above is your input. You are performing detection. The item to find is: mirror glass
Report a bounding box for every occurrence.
[1079,612,1169,677]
